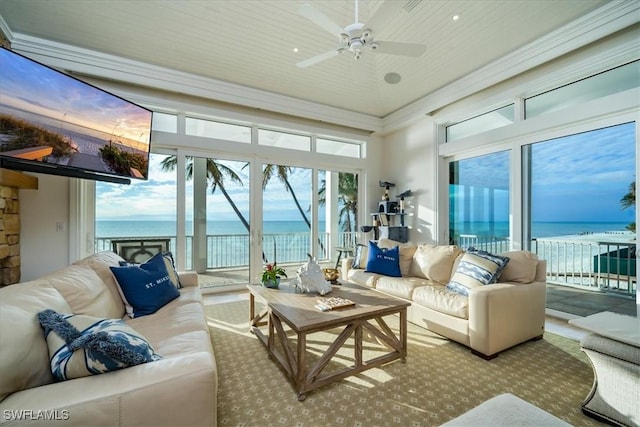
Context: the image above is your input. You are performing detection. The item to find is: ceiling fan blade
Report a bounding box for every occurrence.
[364,0,405,33]
[372,41,426,57]
[299,4,344,37]
[296,49,341,68]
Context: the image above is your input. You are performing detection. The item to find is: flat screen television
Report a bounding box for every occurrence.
[0,47,152,184]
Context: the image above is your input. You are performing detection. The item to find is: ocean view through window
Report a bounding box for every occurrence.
[96,152,360,289]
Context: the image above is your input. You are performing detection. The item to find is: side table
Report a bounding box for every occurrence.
[569,311,640,426]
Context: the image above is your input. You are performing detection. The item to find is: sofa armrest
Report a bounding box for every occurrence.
[535,260,547,282]
[178,271,199,288]
[468,281,546,357]
[341,257,354,280]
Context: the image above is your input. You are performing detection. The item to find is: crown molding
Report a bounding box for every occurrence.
[381,0,640,134]
[8,35,383,133]
[0,13,13,42]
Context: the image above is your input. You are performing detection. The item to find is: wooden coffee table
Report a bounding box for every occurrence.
[248,282,410,401]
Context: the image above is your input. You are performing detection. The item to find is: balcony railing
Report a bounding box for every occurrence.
[96,231,358,271]
[456,233,636,297]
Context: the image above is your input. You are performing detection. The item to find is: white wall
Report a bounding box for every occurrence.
[383,116,438,244]
[20,172,70,280]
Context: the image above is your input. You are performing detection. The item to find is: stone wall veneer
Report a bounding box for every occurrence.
[0,185,21,285]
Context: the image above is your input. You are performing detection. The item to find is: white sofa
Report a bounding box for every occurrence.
[342,240,547,358]
[0,251,217,427]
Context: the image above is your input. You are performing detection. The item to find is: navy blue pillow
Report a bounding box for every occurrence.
[110,259,180,318]
[365,241,401,277]
[119,252,182,289]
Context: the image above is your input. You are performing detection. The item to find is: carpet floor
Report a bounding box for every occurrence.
[206,300,603,427]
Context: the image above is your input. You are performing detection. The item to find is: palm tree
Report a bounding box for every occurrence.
[260,164,326,254]
[262,164,311,227]
[318,172,358,233]
[620,180,635,232]
[160,156,250,230]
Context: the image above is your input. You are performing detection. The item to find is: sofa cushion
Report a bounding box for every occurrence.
[73,251,127,318]
[410,245,463,284]
[378,238,417,276]
[37,310,161,381]
[0,282,72,401]
[412,285,469,319]
[365,241,401,277]
[498,251,538,284]
[47,264,125,320]
[375,276,430,300]
[347,269,380,288]
[446,251,508,296]
[110,261,180,318]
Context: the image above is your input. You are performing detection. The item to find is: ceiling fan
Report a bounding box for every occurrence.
[296,0,426,68]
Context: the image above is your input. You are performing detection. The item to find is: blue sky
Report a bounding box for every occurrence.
[531,122,635,223]
[98,123,636,225]
[96,156,322,222]
[451,122,635,224]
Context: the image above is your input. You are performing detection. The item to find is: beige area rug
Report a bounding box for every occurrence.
[206,301,602,427]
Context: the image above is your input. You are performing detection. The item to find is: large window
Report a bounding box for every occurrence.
[94,108,367,292]
[95,152,177,253]
[449,151,510,252]
[525,61,640,119]
[527,123,636,238]
[446,105,515,142]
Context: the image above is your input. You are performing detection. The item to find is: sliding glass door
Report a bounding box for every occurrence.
[449,151,510,252]
[186,156,251,288]
[261,163,314,279]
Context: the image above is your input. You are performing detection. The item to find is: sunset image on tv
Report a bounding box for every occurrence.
[0,47,152,179]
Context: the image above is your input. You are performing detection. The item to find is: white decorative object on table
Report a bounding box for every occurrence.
[292,255,332,295]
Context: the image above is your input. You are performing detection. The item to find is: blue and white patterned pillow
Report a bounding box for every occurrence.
[352,243,369,269]
[37,309,161,381]
[466,247,510,283]
[446,250,510,296]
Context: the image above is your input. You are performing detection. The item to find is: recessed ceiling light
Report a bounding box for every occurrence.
[384,72,401,84]
[293,47,299,53]
[452,14,460,21]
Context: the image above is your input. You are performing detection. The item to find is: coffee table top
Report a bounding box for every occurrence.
[247,282,409,332]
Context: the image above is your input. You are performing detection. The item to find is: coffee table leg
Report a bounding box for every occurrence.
[297,332,307,401]
[249,293,255,324]
[400,309,407,363]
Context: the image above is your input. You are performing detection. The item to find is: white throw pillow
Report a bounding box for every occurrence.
[410,245,463,284]
[498,251,538,283]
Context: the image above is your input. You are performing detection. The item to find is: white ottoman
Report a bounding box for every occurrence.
[441,393,571,427]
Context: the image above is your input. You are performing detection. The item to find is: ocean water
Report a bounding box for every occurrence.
[96,220,327,238]
[96,220,631,239]
[451,221,631,239]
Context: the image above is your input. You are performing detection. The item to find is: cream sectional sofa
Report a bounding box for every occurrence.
[0,251,217,427]
[342,239,547,358]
